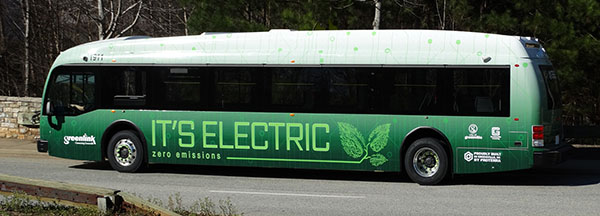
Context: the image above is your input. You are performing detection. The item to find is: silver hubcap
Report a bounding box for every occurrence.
[114,138,136,167]
[412,147,439,178]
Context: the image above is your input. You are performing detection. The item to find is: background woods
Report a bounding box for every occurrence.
[0,0,598,126]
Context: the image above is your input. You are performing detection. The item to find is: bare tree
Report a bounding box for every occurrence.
[138,0,190,37]
[21,0,30,96]
[94,0,144,40]
[0,5,4,55]
[372,0,381,30]
[434,0,446,30]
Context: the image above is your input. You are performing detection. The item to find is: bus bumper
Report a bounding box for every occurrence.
[533,144,573,167]
[37,139,48,152]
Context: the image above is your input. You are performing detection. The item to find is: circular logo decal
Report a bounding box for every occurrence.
[464,151,474,162]
[468,124,478,134]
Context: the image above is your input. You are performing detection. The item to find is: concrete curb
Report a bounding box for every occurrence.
[0,173,179,215]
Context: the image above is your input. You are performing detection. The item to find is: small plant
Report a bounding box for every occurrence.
[167,192,185,213]
[149,193,241,216]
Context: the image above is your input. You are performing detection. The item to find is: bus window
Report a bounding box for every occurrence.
[104,67,146,108]
[452,68,509,116]
[385,68,438,115]
[328,68,371,113]
[379,68,509,116]
[270,67,325,112]
[46,72,96,115]
[162,67,203,109]
[214,68,260,110]
[539,65,561,110]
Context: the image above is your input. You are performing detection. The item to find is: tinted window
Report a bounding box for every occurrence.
[101,67,147,108]
[382,68,438,114]
[539,65,561,110]
[214,68,260,110]
[155,67,204,110]
[328,68,372,113]
[46,70,96,115]
[82,66,510,116]
[451,68,509,116]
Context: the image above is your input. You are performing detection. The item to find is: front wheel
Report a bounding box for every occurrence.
[107,130,145,172]
[404,138,448,185]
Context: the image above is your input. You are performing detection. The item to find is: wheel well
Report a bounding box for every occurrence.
[400,127,453,173]
[101,120,147,161]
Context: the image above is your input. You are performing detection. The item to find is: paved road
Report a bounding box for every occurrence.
[1,139,600,215]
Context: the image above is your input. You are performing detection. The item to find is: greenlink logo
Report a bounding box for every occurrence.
[338,122,391,167]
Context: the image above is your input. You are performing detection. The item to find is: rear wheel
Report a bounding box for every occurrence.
[404,138,448,185]
[107,130,145,172]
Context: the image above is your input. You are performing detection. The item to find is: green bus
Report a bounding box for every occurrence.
[37,30,570,184]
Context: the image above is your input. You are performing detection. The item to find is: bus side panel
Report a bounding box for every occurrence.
[444,116,531,174]
[42,111,105,161]
[451,63,537,174]
[130,111,404,172]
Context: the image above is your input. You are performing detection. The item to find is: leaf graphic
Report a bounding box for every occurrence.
[368,124,390,153]
[369,154,388,167]
[337,122,365,159]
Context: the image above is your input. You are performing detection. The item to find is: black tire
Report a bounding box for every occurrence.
[404,138,448,185]
[107,130,145,172]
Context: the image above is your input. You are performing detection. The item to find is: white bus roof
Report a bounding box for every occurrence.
[51,29,543,69]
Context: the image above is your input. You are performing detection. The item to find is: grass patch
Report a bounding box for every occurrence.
[0,192,242,216]
[0,192,100,215]
[146,192,241,216]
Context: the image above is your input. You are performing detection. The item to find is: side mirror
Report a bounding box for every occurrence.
[45,101,54,116]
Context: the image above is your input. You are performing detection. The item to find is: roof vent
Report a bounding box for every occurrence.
[123,36,151,40]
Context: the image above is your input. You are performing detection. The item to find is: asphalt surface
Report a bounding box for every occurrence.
[1,138,599,215]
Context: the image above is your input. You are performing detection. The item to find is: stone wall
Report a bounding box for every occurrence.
[0,96,41,140]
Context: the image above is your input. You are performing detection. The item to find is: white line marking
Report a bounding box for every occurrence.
[209,190,365,199]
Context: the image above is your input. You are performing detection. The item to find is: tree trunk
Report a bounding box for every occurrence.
[183,7,189,36]
[372,0,381,30]
[0,7,5,54]
[22,0,30,96]
[97,0,104,40]
[51,0,60,54]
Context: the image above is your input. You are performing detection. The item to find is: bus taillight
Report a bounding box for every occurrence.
[532,125,544,147]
